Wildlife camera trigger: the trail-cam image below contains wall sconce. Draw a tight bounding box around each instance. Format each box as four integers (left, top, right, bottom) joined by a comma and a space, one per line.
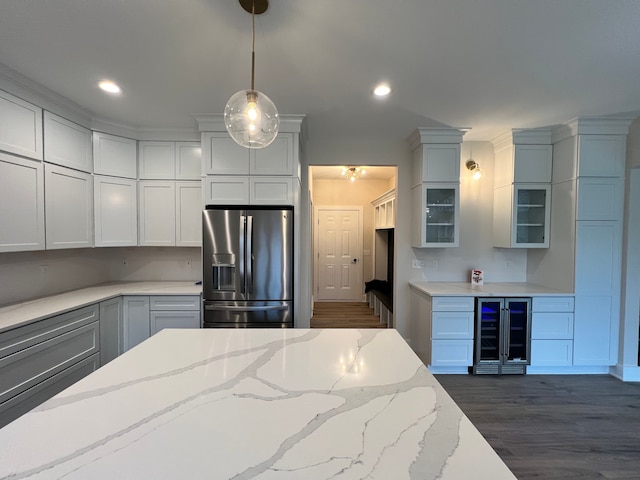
466, 160, 482, 180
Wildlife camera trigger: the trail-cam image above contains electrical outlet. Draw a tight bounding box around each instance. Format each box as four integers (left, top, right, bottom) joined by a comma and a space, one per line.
122, 258, 128, 266
40, 264, 48, 274
186, 258, 192, 267
506, 260, 512, 269
432, 260, 439, 271
412, 259, 424, 269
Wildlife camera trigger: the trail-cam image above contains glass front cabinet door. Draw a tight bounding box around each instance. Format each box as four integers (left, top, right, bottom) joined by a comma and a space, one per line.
493, 184, 551, 248
411, 183, 460, 247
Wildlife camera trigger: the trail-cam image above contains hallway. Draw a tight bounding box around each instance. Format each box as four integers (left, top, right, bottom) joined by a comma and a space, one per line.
310, 302, 387, 328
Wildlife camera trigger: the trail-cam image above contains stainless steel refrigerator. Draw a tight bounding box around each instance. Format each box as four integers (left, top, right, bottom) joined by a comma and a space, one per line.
202, 205, 293, 328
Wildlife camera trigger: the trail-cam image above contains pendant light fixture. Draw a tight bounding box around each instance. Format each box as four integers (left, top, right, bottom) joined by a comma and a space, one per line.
224, 0, 279, 149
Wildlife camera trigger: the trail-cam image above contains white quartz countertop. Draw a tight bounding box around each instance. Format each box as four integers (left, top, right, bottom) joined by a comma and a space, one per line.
410, 281, 571, 297
0, 329, 515, 480
0, 281, 202, 333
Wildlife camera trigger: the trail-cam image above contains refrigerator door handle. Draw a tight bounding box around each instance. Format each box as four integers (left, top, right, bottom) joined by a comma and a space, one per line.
204, 305, 289, 312
246, 215, 253, 295
239, 215, 246, 294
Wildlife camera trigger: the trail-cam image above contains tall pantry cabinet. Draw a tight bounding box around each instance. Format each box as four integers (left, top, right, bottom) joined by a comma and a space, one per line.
529, 117, 632, 368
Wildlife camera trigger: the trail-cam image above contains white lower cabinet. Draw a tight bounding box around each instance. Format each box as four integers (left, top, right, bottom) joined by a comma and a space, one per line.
0, 304, 100, 428
123, 295, 201, 352
430, 298, 474, 369
0, 152, 45, 253
94, 175, 138, 247
45, 164, 93, 249
409, 287, 473, 372
530, 296, 575, 368
123, 296, 151, 352
99, 297, 123, 366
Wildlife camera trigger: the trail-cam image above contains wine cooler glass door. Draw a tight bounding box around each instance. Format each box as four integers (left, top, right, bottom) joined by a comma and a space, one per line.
504, 299, 531, 363
476, 299, 504, 364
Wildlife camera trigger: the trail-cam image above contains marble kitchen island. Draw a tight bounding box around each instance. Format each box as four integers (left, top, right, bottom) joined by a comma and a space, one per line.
0, 329, 515, 479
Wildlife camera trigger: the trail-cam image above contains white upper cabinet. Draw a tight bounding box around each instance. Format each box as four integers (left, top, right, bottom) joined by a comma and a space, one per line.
175, 182, 202, 247
94, 175, 137, 247
203, 133, 250, 175
138, 141, 202, 180
0, 152, 45, 252
43, 112, 92, 173
203, 132, 294, 176
493, 130, 553, 188
0, 90, 43, 161
250, 135, 294, 176
412, 183, 460, 248
138, 142, 175, 179
408, 128, 466, 248
577, 135, 625, 177
44, 164, 93, 249
411, 144, 461, 185
175, 142, 202, 180
493, 184, 551, 248
93, 132, 137, 179
139, 181, 176, 246
492, 129, 552, 248
139, 180, 202, 247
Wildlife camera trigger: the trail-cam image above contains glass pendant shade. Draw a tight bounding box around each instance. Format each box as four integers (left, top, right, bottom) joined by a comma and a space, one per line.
224, 89, 279, 149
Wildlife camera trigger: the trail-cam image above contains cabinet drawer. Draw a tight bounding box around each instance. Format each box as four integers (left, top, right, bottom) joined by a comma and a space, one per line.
432, 312, 474, 339
430, 340, 473, 367
150, 295, 200, 311
531, 312, 574, 339
532, 296, 574, 312
0, 304, 99, 359
150, 311, 201, 334
432, 296, 474, 312
0, 353, 99, 429
530, 340, 573, 366
0, 321, 99, 405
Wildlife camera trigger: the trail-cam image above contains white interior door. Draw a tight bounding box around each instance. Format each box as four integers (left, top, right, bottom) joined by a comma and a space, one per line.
315, 207, 363, 301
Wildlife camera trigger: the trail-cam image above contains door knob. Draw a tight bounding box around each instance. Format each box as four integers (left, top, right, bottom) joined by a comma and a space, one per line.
352, 258, 358, 264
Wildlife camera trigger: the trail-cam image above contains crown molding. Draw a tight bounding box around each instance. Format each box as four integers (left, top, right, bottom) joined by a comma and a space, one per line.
0, 62, 92, 127
491, 128, 552, 152
552, 116, 636, 144
196, 114, 308, 145
91, 116, 200, 141
407, 127, 470, 150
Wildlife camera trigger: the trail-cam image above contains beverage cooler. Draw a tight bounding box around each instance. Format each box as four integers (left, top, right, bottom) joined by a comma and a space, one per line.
473, 297, 531, 374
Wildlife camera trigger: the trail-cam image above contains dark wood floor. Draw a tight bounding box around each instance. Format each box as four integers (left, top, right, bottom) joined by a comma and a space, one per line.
436, 374, 640, 479
310, 302, 386, 328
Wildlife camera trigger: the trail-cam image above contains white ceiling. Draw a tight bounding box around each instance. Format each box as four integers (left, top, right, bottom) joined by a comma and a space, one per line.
311, 165, 396, 180
0, 0, 639, 142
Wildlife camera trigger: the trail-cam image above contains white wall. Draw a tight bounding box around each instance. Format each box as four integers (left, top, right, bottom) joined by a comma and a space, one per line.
619, 118, 640, 370
411, 141, 527, 283
0, 248, 111, 306
0, 247, 202, 306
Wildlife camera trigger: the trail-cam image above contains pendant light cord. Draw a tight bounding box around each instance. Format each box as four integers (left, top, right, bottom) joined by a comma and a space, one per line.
251, 1, 255, 91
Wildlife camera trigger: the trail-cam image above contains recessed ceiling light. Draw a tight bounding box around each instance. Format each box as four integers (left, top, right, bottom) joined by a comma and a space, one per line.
373, 83, 391, 97
98, 80, 122, 95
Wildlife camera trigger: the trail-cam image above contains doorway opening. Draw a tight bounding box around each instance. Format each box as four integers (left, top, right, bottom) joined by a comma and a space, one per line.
309, 165, 397, 327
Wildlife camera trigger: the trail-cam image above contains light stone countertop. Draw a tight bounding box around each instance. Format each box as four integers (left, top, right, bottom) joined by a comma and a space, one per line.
0, 281, 202, 334
410, 281, 572, 297
0, 328, 516, 480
